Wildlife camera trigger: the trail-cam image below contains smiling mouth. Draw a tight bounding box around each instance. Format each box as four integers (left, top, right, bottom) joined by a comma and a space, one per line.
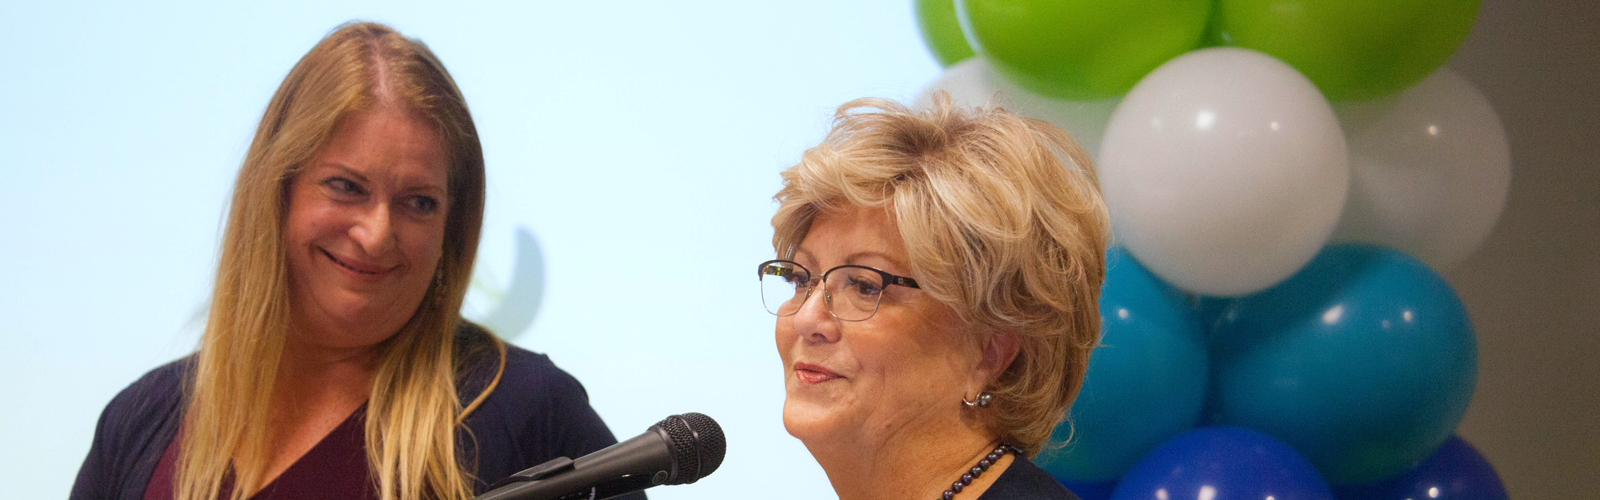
321, 248, 387, 275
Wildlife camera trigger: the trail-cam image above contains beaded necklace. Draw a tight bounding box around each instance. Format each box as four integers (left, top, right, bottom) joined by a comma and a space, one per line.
939, 444, 1018, 500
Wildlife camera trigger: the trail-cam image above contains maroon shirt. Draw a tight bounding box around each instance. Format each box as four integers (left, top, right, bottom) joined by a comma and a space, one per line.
142, 406, 373, 500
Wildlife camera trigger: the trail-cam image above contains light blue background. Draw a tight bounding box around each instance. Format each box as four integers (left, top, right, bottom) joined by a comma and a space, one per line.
0, 1, 940, 497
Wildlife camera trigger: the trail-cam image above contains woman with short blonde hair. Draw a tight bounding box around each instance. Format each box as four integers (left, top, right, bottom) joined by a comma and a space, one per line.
72, 22, 631, 500
763, 93, 1108, 500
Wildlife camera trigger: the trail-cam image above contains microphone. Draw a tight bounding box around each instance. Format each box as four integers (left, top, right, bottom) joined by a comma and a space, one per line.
474, 412, 725, 500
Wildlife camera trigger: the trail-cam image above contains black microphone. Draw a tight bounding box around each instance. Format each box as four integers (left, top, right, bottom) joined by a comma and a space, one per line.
474, 412, 726, 500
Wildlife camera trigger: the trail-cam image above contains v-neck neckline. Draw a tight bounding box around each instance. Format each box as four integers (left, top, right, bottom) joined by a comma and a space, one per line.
246, 403, 369, 497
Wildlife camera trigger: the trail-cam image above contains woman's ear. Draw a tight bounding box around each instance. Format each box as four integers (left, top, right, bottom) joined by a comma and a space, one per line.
977, 331, 1022, 387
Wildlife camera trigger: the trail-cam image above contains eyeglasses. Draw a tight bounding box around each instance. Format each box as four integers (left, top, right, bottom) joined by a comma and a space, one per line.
757, 259, 921, 322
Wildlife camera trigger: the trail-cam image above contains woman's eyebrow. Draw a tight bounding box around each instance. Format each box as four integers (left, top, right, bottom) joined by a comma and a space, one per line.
318, 162, 372, 184
845, 251, 904, 269
794, 247, 817, 265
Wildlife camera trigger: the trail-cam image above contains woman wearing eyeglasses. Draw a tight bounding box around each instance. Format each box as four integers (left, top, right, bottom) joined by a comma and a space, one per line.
760, 94, 1109, 500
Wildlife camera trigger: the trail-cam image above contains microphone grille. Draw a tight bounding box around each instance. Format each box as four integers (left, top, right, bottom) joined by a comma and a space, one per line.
655, 412, 725, 485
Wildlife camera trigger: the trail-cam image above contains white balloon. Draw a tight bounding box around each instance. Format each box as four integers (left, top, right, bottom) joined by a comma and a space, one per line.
917, 58, 1119, 156
916, 57, 999, 108
1331, 68, 1511, 271
1099, 48, 1349, 296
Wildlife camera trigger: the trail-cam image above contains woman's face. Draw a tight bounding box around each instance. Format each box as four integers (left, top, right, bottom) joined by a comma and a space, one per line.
777, 206, 985, 449
284, 108, 450, 350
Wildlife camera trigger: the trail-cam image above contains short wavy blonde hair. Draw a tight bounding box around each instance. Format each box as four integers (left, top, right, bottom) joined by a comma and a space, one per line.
771, 93, 1110, 456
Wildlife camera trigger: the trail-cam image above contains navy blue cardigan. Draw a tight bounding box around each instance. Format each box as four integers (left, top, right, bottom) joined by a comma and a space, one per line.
975, 458, 1084, 500
69, 325, 641, 499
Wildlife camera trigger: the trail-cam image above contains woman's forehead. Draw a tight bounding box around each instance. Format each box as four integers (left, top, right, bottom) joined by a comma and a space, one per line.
797, 206, 909, 271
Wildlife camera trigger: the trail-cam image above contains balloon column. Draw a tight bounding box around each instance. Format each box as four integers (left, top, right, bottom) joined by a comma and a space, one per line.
913, 0, 1511, 496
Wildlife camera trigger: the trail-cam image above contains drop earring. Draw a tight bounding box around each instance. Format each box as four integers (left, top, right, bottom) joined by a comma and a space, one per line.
432, 268, 448, 306
961, 392, 993, 409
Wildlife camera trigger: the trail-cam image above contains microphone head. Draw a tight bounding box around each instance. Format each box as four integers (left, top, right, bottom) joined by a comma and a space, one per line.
653, 412, 725, 485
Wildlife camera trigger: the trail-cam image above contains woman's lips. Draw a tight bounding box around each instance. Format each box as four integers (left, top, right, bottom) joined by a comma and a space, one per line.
793, 362, 843, 384
321, 248, 392, 279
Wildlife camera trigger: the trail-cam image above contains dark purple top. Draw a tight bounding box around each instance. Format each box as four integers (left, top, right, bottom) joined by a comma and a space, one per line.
70, 323, 644, 500
141, 406, 372, 500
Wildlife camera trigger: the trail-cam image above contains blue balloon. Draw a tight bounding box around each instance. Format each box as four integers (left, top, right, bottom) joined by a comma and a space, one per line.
1059, 478, 1118, 500
1037, 248, 1208, 482
1334, 436, 1507, 500
1188, 295, 1233, 335
1211, 244, 1477, 485
1110, 427, 1335, 500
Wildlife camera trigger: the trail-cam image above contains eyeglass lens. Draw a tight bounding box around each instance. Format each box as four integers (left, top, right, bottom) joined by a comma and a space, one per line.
760, 261, 889, 321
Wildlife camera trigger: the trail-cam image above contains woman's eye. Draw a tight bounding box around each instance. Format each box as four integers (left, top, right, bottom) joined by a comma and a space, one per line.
324, 177, 364, 196
848, 277, 883, 296
407, 196, 440, 214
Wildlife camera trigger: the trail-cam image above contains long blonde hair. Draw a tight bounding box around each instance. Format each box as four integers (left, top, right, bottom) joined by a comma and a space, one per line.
176, 22, 489, 500
771, 94, 1110, 456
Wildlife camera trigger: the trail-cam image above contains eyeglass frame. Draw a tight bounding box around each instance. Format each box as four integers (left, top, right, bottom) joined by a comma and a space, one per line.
757, 259, 921, 322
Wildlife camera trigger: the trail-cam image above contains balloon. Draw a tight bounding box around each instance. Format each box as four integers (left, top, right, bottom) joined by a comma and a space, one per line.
918, 58, 1120, 156
1334, 436, 1507, 500
1187, 295, 1232, 334
1110, 427, 1335, 500
1036, 248, 1208, 482
1211, 244, 1478, 485
1211, 0, 1481, 101
916, 57, 995, 107
1098, 48, 1349, 296
914, 0, 975, 66
958, 0, 1211, 100
1059, 479, 1118, 500
1331, 68, 1511, 272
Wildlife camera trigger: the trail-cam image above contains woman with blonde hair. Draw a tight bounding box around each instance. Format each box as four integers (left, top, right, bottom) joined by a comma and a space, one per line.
761, 94, 1108, 500
70, 22, 633, 500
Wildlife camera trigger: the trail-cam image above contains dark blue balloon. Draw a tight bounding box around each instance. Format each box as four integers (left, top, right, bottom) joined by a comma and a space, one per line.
1110, 427, 1334, 500
1211, 244, 1477, 485
1059, 478, 1118, 500
1036, 248, 1208, 482
1334, 436, 1507, 500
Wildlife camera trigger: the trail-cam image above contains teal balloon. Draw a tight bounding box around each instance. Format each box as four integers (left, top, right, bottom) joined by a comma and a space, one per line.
1211, 244, 1477, 485
915, 0, 975, 67
1188, 294, 1232, 334
1037, 248, 1208, 482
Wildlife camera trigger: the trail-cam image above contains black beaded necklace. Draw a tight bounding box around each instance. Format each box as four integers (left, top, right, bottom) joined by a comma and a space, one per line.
939, 444, 1019, 500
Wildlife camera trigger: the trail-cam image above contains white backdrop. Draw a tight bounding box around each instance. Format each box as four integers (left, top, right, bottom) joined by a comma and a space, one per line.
0, 1, 940, 497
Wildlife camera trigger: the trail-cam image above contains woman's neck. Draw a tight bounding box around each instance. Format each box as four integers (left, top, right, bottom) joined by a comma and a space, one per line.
806, 422, 1014, 500
244, 331, 382, 493
272, 334, 382, 419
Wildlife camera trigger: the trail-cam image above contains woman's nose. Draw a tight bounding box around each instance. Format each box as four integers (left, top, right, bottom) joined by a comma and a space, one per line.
349, 202, 397, 256
790, 287, 841, 344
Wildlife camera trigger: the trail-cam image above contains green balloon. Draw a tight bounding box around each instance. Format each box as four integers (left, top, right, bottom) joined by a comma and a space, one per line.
915, 0, 976, 67
1212, 0, 1481, 101
960, 0, 1212, 100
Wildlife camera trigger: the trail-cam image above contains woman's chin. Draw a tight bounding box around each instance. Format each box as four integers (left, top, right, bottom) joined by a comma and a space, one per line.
781, 398, 846, 445
289, 303, 408, 350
